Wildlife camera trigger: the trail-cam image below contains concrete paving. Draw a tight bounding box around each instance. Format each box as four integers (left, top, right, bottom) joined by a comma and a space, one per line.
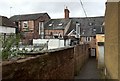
75, 58, 100, 79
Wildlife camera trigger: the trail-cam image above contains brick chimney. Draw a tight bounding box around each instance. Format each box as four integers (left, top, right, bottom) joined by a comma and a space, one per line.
64, 6, 70, 19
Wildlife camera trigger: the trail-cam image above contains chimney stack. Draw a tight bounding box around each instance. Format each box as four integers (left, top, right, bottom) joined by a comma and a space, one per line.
64, 6, 70, 19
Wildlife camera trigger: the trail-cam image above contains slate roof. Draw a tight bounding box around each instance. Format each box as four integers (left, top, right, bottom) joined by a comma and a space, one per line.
44, 16, 104, 36
65, 20, 76, 35
67, 16, 104, 36
10, 13, 50, 21
44, 18, 70, 30
0, 16, 16, 28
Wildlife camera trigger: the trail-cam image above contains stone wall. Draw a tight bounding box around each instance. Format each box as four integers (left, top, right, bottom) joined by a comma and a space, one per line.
2, 44, 89, 80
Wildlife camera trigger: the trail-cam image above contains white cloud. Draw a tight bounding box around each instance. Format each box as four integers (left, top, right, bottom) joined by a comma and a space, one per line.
0, 0, 106, 18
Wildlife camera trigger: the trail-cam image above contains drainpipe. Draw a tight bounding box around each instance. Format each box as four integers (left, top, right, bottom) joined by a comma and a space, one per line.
46, 40, 49, 50
3, 33, 6, 48
39, 22, 44, 39
76, 22, 80, 38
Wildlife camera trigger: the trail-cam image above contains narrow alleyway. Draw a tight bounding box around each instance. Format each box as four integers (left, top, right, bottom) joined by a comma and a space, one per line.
75, 58, 100, 79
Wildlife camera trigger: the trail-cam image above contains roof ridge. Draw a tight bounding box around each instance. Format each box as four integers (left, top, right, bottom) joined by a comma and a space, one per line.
10, 13, 50, 21
11, 12, 47, 17
70, 16, 104, 19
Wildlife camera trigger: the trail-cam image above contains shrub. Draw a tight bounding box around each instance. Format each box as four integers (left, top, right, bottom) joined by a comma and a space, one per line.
2, 33, 20, 60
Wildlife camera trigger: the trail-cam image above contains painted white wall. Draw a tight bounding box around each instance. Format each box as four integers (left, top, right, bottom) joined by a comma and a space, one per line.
0, 33, 2, 57
0, 26, 15, 33
33, 39, 65, 50
48, 39, 60, 49
98, 46, 104, 68
59, 40, 64, 47
66, 39, 71, 46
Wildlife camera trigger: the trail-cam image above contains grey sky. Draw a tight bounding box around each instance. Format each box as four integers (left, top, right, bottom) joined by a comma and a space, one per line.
0, 0, 107, 18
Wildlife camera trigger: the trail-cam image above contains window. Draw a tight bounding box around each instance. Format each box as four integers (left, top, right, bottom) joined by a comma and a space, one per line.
58, 23, 63, 26
22, 21, 29, 32
93, 28, 96, 32
50, 32, 53, 35
87, 37, 91, 42
89, 22, 93, 26
86, 37, 87, 42
101, 27, 103, 32
23, 21, 28, 28
49, 23, 52, 26
82, 31, 84, 35
82, 30, 85, 35
49, 21, 54, 27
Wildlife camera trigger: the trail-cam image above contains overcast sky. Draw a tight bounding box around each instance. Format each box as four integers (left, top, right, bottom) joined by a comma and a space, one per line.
0, 0, 107, 18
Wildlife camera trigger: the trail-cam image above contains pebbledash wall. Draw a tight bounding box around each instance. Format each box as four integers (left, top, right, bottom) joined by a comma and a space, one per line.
2, 44, 89, 80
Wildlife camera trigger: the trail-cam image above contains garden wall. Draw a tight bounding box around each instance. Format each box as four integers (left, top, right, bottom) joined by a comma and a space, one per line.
2, 44, 89, 80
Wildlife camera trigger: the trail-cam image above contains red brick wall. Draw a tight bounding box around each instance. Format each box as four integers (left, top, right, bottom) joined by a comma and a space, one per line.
45, 30, 64, 38
34, 15, 50, 39
64, 8, 69, 19
20, 20, 34, 32
19, 15, 50, 44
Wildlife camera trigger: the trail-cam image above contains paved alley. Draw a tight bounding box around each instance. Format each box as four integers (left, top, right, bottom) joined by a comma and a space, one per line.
75, 58, 100, 79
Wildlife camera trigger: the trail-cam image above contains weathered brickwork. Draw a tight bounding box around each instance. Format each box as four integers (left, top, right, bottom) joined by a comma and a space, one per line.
2, 44, 89, 80
74, 44, 89, 76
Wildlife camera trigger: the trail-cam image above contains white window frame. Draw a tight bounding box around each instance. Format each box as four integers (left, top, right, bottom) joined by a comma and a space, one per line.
23, 21, 28, 28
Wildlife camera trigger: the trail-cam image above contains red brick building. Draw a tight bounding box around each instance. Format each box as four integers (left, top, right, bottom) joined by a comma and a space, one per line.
44, 7, 71, 39
10, 13, 50, 44
44, 19, 71, 39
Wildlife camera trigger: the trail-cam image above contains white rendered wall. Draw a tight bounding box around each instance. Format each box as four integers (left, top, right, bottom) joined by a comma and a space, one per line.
33, 39, 65, 50
0, 26, 15, 33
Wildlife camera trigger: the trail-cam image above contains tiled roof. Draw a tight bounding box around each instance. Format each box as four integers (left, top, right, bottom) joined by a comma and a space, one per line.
44, 18, 70, 30
0, 16, 16, 28
10, 13, 50, 21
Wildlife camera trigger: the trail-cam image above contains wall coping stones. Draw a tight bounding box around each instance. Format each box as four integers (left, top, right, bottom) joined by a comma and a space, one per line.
2, 46, 74, 66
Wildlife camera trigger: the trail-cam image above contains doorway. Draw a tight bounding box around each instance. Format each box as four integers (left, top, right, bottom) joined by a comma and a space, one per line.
89, 48, 96, 58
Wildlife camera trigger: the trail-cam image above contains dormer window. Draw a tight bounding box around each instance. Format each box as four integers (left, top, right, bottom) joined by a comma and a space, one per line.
58, 23, 63, 26
82, 30, 85, 35
93, 28, 96, 32
49, 23, 52, 26
82, 31, 85, 35
89, 22, 93, 26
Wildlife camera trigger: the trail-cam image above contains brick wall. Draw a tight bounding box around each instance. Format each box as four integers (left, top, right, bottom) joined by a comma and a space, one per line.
20, 15, 50, 44
34, 16, 50, 39
74, 44, 89, 76
2, 44, 89, 80
45, 30, 64, 38
89, 37, 96, 49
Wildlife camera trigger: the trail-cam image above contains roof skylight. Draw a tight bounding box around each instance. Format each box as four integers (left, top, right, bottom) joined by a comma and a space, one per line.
49, 23, 52, 26
58, 23, 63, 26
